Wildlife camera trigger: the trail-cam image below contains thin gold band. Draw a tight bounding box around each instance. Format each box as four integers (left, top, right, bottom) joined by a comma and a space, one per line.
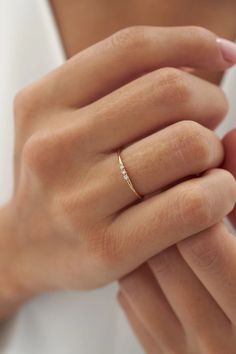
117, 150, 142, 200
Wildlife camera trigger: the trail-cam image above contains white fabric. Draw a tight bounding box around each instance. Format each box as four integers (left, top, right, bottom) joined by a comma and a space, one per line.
0, 0, 235, 353
0, 1, 142, 353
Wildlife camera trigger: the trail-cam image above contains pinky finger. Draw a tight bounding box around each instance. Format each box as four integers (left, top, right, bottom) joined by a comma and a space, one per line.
118, 291, 163, 354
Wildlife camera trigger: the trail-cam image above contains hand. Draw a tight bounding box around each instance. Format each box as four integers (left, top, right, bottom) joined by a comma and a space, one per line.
119, 222, 236, 353
222, 129, 236, 227
118, 141, 236, 353
1, 26, 236, 317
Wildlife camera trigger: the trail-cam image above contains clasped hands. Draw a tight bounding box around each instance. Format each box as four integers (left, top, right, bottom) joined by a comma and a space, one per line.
1, 26, 236, 353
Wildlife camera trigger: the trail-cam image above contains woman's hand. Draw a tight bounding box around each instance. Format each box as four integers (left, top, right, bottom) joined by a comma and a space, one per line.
117, 127, 236, 354
119, 221, 236, 353
1, 26, 236, 317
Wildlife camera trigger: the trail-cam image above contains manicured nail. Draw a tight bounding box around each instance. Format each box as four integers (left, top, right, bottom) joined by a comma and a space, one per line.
217, 38, 236, 64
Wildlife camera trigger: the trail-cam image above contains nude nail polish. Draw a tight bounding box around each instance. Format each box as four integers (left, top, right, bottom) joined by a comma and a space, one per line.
217, 38, 236, 64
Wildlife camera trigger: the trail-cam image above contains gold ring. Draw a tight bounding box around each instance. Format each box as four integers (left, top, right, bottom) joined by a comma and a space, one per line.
117, 149, 142, 200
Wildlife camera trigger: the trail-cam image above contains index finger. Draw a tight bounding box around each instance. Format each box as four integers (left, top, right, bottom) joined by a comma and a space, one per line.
34, 26, 235, 108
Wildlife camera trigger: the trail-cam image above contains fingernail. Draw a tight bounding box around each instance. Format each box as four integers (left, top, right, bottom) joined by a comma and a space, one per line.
217, 38, 236, 64
179, 66, 195, 73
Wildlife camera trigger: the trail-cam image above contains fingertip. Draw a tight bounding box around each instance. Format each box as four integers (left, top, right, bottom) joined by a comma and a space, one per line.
216, 38, 236, 68
223, 128, 236, 144
222, 129, 236, 227
222, 128, 236, 175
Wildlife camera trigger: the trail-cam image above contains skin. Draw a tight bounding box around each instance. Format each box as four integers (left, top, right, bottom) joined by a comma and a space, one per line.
50, 0, 236, 83
1, 25, 235, 312
1, 1, 236, 352
118, 132, 236, 353
50, 1, 236, 352
119, 221, 236, 353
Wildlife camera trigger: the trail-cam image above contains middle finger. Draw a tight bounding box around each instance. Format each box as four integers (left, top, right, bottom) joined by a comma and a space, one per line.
78, 67, 228, 152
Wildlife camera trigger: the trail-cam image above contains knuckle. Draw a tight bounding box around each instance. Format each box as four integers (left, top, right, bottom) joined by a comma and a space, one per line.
174, 121, 211, 167
14, 84, 41, 125
215, 88, 229, 120
22, 125, 87, 180
14, 87, 33, 113
179, 224, 225, 270
216, 169, 236, 209
22, 132, 56, 178
225, 169, 236, 184
185, 25, 216, 45
153, 67, 191, 105
206, 89, 229, 129
179, 184, 212, 228
221, 169, 236, 196
109, 26, 149, 52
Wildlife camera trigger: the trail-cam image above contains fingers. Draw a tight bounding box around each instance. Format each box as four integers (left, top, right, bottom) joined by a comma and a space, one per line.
101, 121, 223, 212
109, 121, 223, 208
222, 129, 236, 227
35, 26, 231, 108
118, 291, 163, 354
149, 246, 232, 352
119, 264, 185, 353
108, 169, 236, 274
119, 245, 236, 354
178, 222, 236, 325
80, 68, 228, 152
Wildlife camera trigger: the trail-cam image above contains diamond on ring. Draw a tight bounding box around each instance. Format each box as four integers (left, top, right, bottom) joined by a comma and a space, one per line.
117, 150, 142, 200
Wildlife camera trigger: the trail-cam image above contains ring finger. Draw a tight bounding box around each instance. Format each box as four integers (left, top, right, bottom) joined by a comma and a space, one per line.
98, 120, 223, 212
103, 169, 236, 283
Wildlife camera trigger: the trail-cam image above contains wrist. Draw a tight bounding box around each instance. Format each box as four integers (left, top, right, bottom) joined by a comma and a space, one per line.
0, 204, 33, 319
